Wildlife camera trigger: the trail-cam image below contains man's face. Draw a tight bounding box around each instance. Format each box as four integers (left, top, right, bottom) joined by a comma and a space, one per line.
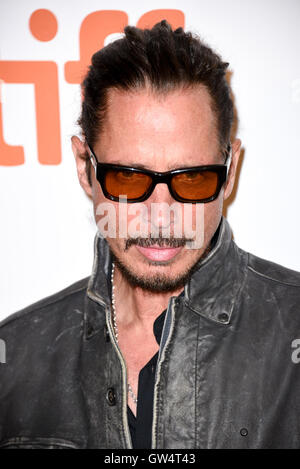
73, 86, 240, 293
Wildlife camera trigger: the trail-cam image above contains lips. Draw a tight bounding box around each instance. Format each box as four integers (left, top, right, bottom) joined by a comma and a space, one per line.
135, 245, 183, 261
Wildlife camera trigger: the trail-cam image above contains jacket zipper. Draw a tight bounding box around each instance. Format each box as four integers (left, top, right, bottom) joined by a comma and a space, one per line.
151, 296, 177, 449
105, 305, 133, 449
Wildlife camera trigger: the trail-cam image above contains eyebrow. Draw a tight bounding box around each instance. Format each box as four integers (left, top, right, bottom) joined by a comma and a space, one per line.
108, 161, 194, 171
89, 144, 201, 171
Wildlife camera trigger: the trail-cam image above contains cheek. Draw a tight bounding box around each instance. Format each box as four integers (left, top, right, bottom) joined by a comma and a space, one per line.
203, 196, 223, 241
181, 198, 223, 240
92, 193, 144, 250
91, 179, 114, 236
92, 185, 104, 223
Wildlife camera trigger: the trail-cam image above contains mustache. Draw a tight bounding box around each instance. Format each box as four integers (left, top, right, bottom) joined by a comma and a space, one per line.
125, 236, 193, 251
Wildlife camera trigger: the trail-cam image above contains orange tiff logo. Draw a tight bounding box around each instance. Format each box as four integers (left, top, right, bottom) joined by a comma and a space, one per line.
0, 9, 184, 167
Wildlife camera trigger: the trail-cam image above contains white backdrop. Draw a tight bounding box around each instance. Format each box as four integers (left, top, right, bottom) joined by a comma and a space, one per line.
0, 0, 299, 321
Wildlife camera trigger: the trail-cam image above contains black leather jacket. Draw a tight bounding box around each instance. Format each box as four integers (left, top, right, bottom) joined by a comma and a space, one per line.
1, 217, 300, 449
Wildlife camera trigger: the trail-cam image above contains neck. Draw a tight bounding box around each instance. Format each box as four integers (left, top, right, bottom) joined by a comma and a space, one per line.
112, 263, 183, 329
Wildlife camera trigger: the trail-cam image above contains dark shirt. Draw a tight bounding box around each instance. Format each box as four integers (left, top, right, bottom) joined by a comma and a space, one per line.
127, 308, 166, 449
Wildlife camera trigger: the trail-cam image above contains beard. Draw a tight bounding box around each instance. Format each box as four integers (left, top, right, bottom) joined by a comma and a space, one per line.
109, 234, 213, 294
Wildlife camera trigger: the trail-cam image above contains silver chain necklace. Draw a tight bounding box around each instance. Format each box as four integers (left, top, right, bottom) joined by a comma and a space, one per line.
111, 262, 138, 405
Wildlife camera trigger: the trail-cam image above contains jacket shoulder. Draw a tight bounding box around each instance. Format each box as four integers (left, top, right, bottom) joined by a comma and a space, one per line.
0, 276, 90, 330
247, 251, 300, 287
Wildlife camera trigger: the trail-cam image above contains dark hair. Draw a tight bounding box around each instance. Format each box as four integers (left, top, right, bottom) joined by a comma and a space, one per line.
77, 20, 234, 184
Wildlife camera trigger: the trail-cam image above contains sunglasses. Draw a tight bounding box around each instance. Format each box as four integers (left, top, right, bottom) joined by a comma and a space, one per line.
87, 143, 232, 203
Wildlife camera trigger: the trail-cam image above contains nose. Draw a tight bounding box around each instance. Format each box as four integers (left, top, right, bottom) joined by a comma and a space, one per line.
143, 182, 178, 234
148, 181, 174, 204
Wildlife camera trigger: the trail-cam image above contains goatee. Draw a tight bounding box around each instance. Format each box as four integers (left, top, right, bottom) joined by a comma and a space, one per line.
109, 238, 212, 293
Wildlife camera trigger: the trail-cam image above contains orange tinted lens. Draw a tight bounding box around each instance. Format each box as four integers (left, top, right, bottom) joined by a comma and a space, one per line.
171, 170, 219, 200
105, 169, 152, 199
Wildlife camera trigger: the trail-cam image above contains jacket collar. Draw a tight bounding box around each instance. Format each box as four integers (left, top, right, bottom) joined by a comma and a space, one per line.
85, 216, 247, 335
183, 216, 247, 324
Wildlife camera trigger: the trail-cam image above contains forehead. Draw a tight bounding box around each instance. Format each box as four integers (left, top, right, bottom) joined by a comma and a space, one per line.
95, 86, 220, 168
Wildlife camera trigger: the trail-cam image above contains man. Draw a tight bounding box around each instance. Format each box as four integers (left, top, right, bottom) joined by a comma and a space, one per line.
0, 20, 300, 449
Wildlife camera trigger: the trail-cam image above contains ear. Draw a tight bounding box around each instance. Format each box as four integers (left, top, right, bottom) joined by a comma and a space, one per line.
223, 138, 242, 200
71, 136, 93, 199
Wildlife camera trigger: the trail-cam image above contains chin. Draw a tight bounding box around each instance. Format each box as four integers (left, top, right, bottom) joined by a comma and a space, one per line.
111, 250, 201, 294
